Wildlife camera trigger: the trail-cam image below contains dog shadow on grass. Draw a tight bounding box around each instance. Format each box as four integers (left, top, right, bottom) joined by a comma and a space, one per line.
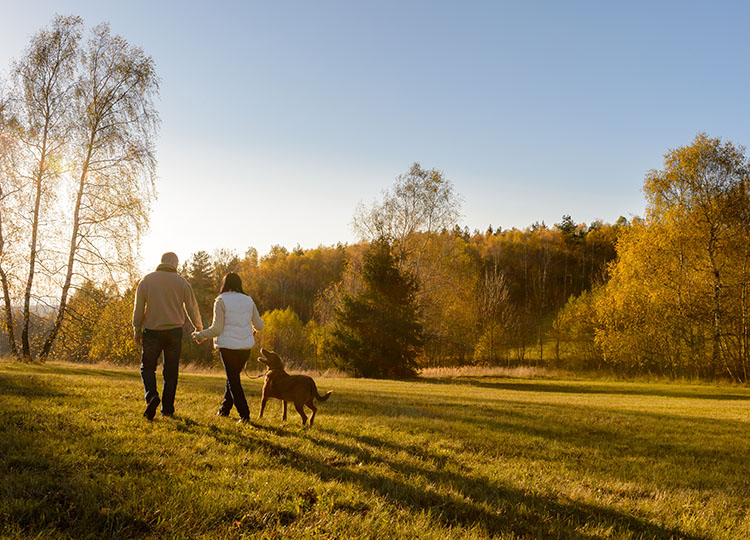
199, 421, 706, 540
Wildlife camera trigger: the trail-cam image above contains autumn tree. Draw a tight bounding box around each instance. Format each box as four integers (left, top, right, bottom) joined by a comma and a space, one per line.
10, 16, 82, 360
39, 22, 158, 360
212, 248, 241, 290
551, 288, 602, 370
260, 307, 313, 368
589, 135, 750, 381
353, 162, 461, 277
643, 134, 749, 378
184, 251, 215, 315
182, 250, 216, 366
415, 231, 480, 366
89, 288, 140, 365
475, 264, 513, 365
0, 95, 22, 355
49, 281, 110, 362
248, 244, 346, 320
2, 16, 158, 361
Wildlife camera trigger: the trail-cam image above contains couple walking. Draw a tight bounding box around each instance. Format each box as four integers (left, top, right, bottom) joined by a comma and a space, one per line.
132, 252, 263, 423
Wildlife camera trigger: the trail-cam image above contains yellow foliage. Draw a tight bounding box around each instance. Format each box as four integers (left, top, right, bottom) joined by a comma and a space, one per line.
89, 289, 140, 365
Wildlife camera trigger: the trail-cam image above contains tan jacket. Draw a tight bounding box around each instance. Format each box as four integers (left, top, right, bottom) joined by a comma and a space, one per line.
132, 264, 203, 332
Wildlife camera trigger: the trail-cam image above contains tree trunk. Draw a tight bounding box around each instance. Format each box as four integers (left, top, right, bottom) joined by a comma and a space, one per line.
0, 193, 17, 356
39, 140, 93, 360
21, 130, 48, 361
742, 243, 749, 383
0, 266, 17, 356
707, 233, 732, 380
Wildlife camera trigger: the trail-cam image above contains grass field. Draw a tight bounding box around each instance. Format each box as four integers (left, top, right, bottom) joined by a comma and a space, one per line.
1, 360, 748, 539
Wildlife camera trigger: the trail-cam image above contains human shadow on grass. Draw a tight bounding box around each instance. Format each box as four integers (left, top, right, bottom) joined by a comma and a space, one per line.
201, 422, 705, 540
417, 377, 750, 401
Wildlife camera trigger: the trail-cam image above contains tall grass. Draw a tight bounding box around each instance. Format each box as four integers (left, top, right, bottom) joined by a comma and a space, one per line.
1, 359, 748, 539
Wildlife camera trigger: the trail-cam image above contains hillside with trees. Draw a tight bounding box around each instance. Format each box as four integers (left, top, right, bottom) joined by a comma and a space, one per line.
1, 22, 748, 381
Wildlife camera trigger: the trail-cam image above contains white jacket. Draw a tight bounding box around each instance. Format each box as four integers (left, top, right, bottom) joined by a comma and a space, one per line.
196, 291, 264, 350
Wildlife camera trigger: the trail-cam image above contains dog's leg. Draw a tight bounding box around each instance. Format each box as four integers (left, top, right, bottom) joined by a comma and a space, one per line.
293, 401, 308, 425
259, 395, 268, 419
306, 400, 317, 425
282, 400, 287, 421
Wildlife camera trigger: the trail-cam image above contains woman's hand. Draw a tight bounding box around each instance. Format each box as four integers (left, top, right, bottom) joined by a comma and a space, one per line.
192, 331, 205, 344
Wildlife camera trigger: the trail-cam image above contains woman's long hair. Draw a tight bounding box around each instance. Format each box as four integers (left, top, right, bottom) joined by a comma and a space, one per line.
220, 272, 246, 295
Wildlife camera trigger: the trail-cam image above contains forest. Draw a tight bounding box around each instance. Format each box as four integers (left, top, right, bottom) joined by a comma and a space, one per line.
1, 21, 749, 382
13, 134, 742, 383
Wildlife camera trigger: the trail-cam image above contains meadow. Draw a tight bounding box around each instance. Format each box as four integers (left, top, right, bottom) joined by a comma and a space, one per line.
1, 360, 748, 539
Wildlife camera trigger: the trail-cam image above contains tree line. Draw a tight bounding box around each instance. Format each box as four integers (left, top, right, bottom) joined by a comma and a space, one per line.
21, 163, 624, 378
3, 20, 748, 382
25, 136, 748, 383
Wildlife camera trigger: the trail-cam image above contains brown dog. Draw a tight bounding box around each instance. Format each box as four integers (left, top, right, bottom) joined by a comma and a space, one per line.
257, 348, 332, 425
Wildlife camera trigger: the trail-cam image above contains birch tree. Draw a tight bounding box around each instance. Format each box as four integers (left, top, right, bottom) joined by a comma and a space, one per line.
353, 162, 461, 277
0, 96, 22, 355
3, 16, 158, 361
39, 23, 158, 360
644, 134, 750, 379
11, 16, 82, 360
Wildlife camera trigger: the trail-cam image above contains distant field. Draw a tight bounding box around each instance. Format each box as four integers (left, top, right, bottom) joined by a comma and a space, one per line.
1, 361, 748, 539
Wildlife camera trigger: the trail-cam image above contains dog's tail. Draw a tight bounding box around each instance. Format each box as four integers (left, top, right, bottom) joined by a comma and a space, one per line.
314, 382, 332, 402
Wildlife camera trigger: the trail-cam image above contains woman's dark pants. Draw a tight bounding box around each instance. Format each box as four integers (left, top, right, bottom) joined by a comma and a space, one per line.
140, 327, 183, 415
218, 348, 251, 419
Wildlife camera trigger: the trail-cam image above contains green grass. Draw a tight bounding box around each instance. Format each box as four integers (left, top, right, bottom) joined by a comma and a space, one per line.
1, 361, 748, 539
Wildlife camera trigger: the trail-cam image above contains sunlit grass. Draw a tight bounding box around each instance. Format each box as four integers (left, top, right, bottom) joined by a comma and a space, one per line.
1, 360, 748, 539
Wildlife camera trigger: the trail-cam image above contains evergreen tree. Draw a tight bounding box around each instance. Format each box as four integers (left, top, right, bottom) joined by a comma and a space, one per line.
182, 250, 216, 365
329, 240, 423, 378
184, 251, 215, 316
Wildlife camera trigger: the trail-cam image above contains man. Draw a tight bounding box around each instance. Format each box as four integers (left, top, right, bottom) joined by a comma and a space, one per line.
132, 252, 203, 420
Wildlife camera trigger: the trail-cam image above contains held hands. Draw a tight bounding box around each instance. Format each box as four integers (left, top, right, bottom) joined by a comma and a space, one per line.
191, 331, 205, 344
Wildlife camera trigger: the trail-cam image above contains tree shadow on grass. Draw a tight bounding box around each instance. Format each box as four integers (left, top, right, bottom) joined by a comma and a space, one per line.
0, 397, 713, 540
417, 377, 750, 401
2, 362, 141, 381
0, 373, 69, 398
202, 422, 705, 540
0, 411, 159, 538
328, 391, 750, 496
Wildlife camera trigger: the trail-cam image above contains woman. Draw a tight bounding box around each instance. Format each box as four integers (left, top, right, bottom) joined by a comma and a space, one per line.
192, 273, 263, 423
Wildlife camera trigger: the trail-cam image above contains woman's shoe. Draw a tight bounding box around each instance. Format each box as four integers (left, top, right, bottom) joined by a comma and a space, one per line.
216, 410, 229, 417
237, 417, 251, 425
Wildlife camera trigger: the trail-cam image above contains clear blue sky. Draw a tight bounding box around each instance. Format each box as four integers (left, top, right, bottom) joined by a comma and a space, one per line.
3, 1, 750, 270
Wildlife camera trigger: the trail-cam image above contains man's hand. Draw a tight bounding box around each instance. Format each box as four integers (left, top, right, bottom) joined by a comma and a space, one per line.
133, 329, 143, 346
192, 331, 205, 344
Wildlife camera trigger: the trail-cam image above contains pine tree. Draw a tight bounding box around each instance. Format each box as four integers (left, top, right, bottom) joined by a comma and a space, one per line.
329, 240, 423, 378
184, 251, 215, 317
183, 250, 216, 365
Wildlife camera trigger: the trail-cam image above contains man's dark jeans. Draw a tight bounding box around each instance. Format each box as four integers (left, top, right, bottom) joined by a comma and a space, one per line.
218, 348, 251, 419
140, 327, 183, 415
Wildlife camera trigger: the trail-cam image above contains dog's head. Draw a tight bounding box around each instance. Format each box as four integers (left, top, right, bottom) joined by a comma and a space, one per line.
258, 348, 284, 370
